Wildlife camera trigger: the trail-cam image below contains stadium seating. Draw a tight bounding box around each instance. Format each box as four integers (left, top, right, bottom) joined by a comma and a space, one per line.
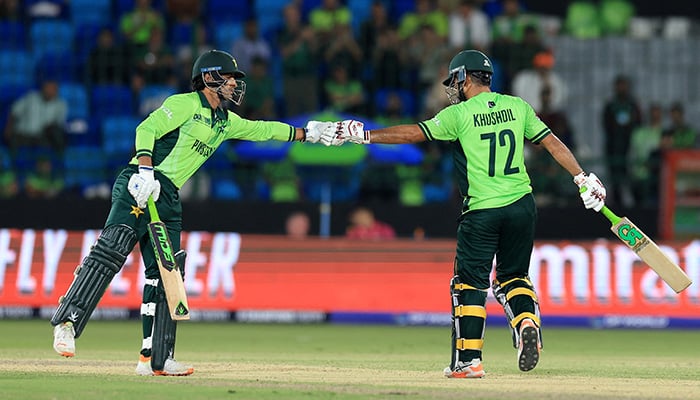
69, 0, 112, 27
0, 50, 35, 87
91, 84, 134, 119
29, 20, 75, 59
0, 21, 27, 50
101, 115, 141, 172
35, 51, 80, 83
63, 145, 109, 191
374, 89, 417, 117
58, 83, 89, 120
138, 84, 177, 116
206, 0, 251, 23
214, 21, 244, 50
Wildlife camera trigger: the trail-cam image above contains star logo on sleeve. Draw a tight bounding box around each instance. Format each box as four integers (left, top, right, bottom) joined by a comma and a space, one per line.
130, 205, 145, 218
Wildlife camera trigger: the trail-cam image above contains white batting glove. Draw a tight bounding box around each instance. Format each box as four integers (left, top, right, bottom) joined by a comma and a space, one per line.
127, 166, 161, 208
322, 119, 368, 146
303, 121, 334, 143
574, 172, 606, 212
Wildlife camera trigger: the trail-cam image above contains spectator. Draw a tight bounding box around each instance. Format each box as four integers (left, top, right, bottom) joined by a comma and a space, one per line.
120, 0, 166, 50
87, 27, 132, 86
629, 103, 663, 206
132, 27, 177, 85
406, 24, 453, 94
4, 79, 67, 155
263, 158, 300, 202
397, 0, 448, 40
324, 63, 364, 115
286, 211, 311, 239
239, 57, 276, 120
308, 0, 352, 51
661, 102, 698, 149
491, 0, 540, 60
447, 0, 491, 52
358, 1, 392, 62
528, 86, 576, 206
323, 24, 363, 79
370, 26, 406, 91
421, 64, 451, 119
599, 0, 635, 36
511, 50, 567, 113
231, 18, 272, 73
277, 2, 319, 116
375, 92, 414, 126
602, 75, 641, 207
0, 0, 22, 21
505, 24, 548, 90
24, 156, 63, 199
0, 169, 19, 198
346, 207, 396, 240
564, 0, 601, 39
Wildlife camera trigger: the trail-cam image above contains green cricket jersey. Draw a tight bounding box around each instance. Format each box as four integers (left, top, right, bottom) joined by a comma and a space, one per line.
417, 92, 551, 212
130, 92, 296, 188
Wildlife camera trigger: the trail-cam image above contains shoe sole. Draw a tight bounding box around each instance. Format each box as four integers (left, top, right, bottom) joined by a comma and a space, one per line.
153, 368, 194, 376
518, 326, 540, 372
58, 351, 74, 357
445, 371, 485, 379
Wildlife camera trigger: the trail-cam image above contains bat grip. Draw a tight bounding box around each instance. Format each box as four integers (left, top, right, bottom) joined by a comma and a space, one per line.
147, 196, 160, 222
600, 206, 621, 225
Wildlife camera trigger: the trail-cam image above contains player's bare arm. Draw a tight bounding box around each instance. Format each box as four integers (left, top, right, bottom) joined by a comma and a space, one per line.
366, 124, 426, 144
540, 134, 583, 177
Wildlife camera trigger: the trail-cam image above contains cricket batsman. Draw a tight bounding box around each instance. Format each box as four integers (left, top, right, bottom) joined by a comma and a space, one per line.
322, 50, 607, 377
51, 49, 336, 375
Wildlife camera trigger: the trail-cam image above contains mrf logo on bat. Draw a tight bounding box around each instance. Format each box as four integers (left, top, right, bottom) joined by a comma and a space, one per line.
617, 223, 647, 251
152, 224, 176, 271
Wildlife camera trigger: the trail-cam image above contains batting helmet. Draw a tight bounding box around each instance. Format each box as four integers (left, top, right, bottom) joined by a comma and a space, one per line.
442, 50, 494, 86
191, 50, 246, 81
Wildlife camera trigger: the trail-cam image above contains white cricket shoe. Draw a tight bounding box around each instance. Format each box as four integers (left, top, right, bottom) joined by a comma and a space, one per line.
53, 322, 75, 357
154, 358, 194, 376
517, 318, 541, 372
443, 358, 485, 378
135, 355, 154, 376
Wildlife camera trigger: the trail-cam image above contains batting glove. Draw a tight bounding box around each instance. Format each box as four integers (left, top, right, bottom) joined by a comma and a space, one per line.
303, 121, 334, 143
320, 120, 368, 146
574, 172, 606, 212
127, 166, 161, 208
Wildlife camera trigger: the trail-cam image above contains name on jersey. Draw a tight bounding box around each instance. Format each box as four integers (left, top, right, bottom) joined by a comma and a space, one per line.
192, 139, 214, 158
473, 109, 516, 127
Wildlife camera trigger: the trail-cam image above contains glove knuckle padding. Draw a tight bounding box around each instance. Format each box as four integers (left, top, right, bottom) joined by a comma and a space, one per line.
50, 224, 138, 337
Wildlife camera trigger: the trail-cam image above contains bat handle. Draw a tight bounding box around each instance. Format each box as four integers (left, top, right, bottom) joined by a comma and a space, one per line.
147, 196, 160, 222
600, 205, 621, 225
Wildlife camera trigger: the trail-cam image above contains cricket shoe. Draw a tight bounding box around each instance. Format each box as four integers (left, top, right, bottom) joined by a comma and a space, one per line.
517, 318, 541, 372
53, 322, 75, 357
153, 359, 194, 376
135, 355, 154, 376
443, 358, 485, 378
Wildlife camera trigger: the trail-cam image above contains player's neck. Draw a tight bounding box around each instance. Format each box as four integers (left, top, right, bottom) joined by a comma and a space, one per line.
202, 89, 222, 109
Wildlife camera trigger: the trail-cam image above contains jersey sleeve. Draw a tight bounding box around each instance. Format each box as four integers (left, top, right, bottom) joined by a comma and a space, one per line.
225, 112, 296, 142
134, 94, 194, 158
522, 99, 551, 144
416, 104, 463, 141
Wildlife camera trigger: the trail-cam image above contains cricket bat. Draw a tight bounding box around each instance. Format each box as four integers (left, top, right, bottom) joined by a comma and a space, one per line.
601, 205, 692, 293
147, 196, 190, 320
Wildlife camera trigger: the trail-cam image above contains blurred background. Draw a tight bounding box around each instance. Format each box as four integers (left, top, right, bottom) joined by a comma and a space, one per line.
0, 0, 698, 239
0, 0, 699, 328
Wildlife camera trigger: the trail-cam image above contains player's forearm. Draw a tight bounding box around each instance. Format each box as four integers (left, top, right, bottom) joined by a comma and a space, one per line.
541, 134, 584, 176
368, 124, 426, 144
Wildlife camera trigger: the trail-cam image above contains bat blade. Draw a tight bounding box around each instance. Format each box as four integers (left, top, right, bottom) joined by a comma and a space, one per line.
604, 207, 692, 293
147, 198, 190, 320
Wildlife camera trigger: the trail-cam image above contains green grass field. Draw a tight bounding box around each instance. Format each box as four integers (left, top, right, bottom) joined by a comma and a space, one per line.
1, 320, 699, 399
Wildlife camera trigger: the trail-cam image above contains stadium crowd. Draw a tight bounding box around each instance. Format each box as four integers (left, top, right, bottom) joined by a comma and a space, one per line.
0, 0, 698, 207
